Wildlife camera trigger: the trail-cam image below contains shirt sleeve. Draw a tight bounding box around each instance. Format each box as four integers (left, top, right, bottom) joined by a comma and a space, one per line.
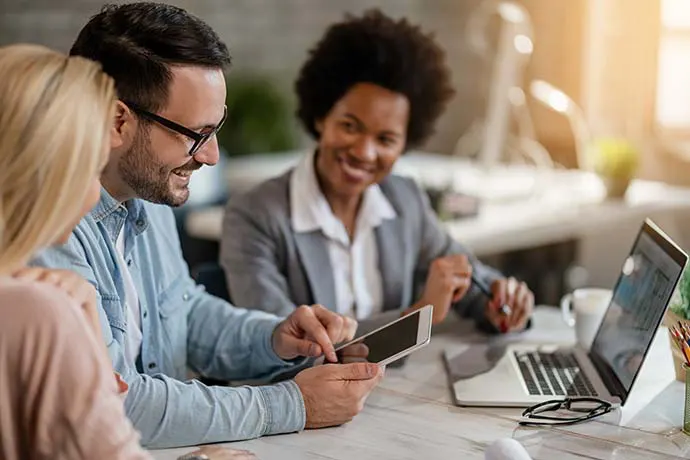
185, 284, 308, 381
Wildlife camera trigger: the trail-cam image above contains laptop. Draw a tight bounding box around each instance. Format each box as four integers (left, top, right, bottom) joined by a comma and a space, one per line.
445, 219, 688, 407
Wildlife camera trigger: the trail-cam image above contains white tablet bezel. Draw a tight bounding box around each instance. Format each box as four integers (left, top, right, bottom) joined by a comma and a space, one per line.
335, 304, 433, 366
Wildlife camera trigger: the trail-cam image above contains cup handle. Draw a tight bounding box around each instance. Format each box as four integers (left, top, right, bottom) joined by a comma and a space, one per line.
561, 293, 575, 327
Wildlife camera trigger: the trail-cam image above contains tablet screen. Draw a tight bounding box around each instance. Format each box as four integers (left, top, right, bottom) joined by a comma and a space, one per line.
336, 310, 420, 363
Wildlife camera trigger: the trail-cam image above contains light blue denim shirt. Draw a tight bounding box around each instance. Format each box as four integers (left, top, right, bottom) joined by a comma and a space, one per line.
32, 188, 306, 448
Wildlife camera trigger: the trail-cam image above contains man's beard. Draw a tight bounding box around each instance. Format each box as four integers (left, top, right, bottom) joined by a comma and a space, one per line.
119, 128, 198, 207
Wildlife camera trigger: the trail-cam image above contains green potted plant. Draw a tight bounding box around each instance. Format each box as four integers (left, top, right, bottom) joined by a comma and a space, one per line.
590, 138, 640, 199
216, 74, 297, 157
666, 267, 690, 381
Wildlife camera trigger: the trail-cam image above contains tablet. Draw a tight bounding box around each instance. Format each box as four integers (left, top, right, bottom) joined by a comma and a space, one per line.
335, 304, 433, 366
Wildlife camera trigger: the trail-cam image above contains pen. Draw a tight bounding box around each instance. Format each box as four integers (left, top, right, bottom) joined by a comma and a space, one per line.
671, 326, 690, 365
683, 342, 690, 365
471, 273, 512, 317
671, 327, 686, 350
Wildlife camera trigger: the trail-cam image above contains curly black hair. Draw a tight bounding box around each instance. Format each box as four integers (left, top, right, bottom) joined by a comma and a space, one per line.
295, 9, 455, 149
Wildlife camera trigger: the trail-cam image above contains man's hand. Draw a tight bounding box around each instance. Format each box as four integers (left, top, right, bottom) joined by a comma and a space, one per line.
272, 305, 357, 362
295, 362, 384, 429
485, 277, 534, 333
13, 267, 103, 342
408, 254, 472, 325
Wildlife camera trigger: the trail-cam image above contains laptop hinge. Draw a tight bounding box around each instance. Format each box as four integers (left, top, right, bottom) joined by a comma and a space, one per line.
588, 349, 627, 400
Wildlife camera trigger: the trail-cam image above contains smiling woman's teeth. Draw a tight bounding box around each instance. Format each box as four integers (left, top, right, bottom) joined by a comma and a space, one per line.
339, 158, 371, 180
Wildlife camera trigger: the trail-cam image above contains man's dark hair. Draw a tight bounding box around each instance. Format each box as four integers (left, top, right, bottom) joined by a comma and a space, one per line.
70, 2, 231, 111
295, 9, 455, 149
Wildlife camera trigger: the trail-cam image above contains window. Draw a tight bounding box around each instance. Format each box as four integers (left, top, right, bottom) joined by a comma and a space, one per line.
656, 0, 690, 135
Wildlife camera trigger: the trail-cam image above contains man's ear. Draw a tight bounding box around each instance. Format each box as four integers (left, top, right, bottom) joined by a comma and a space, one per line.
111, 101, 133, 150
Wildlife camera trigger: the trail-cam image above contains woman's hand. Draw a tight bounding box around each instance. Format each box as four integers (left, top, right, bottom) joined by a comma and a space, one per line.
408, 254, 472, 325
485, 277, 534, 333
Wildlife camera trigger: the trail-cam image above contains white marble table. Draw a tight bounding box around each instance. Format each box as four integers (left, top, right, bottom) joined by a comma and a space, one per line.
150, 308, 690, 460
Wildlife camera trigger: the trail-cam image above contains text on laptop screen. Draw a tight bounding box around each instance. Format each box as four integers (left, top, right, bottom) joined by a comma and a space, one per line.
591, 227, 684, 394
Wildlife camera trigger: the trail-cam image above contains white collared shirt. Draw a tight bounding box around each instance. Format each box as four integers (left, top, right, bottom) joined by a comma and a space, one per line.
290, 151, 397, 319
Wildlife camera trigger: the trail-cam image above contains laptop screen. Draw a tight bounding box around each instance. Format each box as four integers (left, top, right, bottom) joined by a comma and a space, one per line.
590, 220, 687, 402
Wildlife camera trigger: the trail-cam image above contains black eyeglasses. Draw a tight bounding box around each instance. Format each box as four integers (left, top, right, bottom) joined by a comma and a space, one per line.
124, 102, 227, 156
518, 397, 614, 427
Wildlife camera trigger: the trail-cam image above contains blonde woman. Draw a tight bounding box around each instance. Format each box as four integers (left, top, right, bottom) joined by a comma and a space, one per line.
0, 44, 254, 460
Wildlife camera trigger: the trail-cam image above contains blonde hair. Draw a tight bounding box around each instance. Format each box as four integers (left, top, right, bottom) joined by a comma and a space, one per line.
0, 44, 116, 273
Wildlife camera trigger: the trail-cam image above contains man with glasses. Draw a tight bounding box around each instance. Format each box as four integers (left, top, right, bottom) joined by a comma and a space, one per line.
32, 2, 383, 449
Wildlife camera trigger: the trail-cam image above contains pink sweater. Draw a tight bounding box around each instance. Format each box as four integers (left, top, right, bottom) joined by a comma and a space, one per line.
0, 276, 151, 460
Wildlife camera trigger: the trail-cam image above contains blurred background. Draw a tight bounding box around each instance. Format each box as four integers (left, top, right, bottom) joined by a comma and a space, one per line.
4, 0, 690, 306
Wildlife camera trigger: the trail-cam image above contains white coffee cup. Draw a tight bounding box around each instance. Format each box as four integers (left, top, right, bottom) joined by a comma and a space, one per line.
560, 288, 612, 349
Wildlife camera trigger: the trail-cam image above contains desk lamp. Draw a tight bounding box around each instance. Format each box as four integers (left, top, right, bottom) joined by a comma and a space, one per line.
530, 79, 593, 171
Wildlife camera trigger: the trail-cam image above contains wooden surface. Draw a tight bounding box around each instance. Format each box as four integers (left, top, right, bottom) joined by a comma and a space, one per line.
151, 308, 690, 459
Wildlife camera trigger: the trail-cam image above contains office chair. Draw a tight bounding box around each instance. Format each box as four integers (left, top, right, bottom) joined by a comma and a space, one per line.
191, 262, 231, 302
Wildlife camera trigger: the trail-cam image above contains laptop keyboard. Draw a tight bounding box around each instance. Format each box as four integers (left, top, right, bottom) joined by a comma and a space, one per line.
514, 350, 598, 397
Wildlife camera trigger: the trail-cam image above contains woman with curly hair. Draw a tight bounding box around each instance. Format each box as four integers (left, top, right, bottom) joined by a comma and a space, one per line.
220, 9, 534, 335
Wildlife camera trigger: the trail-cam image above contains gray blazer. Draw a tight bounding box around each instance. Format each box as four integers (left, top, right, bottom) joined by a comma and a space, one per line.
220, 170, 503, 332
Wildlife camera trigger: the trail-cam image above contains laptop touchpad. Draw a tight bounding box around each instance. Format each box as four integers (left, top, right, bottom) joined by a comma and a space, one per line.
445, 343, 507, 380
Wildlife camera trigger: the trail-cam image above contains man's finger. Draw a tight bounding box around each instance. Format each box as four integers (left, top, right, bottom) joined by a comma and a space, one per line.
297, 308, 337, 362
352, 365, 385, 395
281, 335, 323, 358
342, 316, 358, 342
311, 305, 345, 345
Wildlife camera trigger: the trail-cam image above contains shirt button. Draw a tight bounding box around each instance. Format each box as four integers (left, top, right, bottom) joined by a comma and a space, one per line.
182, 293, 189, 301
142, 310, 148, 319
136, 219, 145, 228
127, 259, 133, 267
148, 362, 156, 370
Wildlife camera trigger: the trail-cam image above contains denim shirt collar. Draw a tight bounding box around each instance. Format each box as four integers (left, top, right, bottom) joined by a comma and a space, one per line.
91, 187, 150, 244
